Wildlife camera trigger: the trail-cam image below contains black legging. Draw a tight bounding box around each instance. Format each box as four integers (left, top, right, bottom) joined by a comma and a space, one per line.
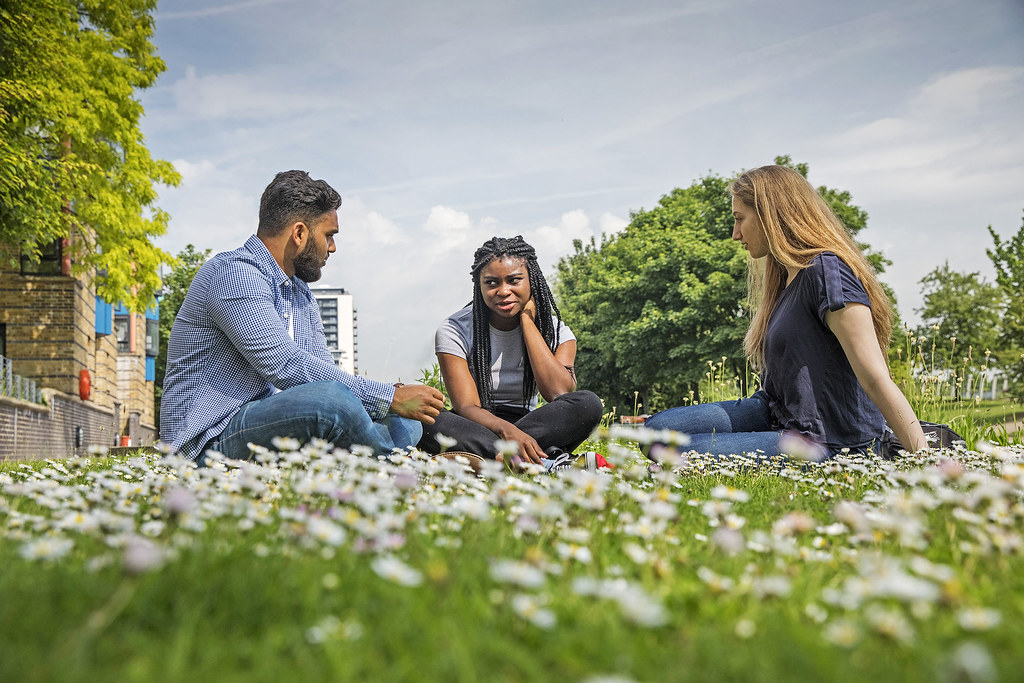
418, 390, 603, 459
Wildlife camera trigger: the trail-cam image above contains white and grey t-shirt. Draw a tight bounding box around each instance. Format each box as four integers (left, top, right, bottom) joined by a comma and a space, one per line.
434, 304, 575, 410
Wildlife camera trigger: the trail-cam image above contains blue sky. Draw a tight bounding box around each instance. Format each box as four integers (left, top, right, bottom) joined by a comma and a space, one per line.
140, 0, 1024, 382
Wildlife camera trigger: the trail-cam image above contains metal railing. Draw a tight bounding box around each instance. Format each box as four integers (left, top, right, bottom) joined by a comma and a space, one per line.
0, 355, 43, 404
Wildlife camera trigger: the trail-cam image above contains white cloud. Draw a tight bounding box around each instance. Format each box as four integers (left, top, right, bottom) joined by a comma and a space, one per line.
170, 66, 347, 122
340, 197, 407, 247
599, 212, 629, 236
170, 158, 217, 185
528, 210, 594, 267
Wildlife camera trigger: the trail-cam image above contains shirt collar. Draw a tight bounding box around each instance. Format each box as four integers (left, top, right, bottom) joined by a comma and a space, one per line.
242, 234, 314, 302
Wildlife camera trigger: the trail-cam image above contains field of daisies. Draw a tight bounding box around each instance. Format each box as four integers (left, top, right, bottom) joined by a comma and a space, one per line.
2, 429, 1023, 682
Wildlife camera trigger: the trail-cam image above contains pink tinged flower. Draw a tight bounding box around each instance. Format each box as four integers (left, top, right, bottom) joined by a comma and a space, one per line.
711, 527, 745, 556
779, 432, 827, 462
164, 486, 196, 515
393, 471, 418, 491
123, 536, 166, 574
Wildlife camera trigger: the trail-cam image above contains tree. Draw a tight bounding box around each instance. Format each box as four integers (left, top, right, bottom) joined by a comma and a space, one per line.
555, 173, 748, 415
154, 245, 210, 428
987, 212, 1024, 399
555, 158, 891, 415
0, 0, 180, 311
914, 263, 1003, 371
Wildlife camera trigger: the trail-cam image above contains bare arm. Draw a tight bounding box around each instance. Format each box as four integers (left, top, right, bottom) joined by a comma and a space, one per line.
826, 303, 928, 452
520, 298, 577, 401
437, 352, 545, 464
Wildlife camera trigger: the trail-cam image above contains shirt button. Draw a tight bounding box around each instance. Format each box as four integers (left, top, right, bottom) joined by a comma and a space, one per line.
283, 281, 290, 287
283, 312, 290, 318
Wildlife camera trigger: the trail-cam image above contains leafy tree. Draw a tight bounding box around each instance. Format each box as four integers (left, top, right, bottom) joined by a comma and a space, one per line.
987, 213, 1024, 399
555, 158, 891, 416
555, 173, 748, 415
0, 0, 180, 310
914, 263, 1004, 372
154, 245, 210, 427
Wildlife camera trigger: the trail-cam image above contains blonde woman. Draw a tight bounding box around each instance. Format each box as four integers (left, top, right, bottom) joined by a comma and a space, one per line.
645, 165, 926, 459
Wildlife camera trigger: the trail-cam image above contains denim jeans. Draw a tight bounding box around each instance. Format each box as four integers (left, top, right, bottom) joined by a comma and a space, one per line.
201, 381, 421, 463
644, 391, 784, 458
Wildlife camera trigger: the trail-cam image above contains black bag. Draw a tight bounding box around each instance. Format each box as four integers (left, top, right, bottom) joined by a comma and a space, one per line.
880, 421, 965, 459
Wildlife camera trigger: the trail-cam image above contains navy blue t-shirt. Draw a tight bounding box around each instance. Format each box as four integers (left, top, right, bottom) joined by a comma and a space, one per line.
761, 252, 885, 449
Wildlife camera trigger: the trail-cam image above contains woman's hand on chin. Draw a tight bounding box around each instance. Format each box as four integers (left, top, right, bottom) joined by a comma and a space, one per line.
521, 297, 536, 322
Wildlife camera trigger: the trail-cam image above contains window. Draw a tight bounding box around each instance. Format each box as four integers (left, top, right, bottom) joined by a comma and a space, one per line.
114, 314, 130, 353
145, 318, 158, 356
0, 323, 6, 358
20, 239, 64, 275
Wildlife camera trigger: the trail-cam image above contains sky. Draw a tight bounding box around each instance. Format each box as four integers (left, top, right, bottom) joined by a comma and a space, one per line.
139, 0, 1024, 383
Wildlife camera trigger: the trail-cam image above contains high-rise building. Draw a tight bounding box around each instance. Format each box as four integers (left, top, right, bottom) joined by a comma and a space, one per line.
310, 285, 357, 374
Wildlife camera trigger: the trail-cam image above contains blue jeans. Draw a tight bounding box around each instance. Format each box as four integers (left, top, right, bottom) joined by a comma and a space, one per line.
644, 391, 784, 458
202, 381, 421, 462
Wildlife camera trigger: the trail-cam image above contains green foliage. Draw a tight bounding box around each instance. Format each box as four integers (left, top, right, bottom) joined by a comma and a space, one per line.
154, 245, 211, 427
416, 362, 451, 409
555, 173, 748, 415
914, 263, 1003, 375
0, 0, 180, 311
987, 213, 1024, 400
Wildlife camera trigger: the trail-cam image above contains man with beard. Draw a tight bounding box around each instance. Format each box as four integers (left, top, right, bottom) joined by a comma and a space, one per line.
160, 170, 444, 462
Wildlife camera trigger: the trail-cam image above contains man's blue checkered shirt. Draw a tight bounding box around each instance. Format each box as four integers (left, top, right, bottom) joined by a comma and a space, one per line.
159, 235, 394, 459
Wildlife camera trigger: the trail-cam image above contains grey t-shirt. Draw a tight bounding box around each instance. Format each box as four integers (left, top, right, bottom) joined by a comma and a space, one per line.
435, 304, 576, 410
761, 252, 885, 448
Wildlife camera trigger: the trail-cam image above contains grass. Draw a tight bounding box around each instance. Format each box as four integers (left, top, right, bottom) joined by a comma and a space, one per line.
2, 436, 1023, 682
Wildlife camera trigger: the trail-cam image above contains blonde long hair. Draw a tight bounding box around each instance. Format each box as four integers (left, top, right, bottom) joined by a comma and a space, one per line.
731, 165, 892, 368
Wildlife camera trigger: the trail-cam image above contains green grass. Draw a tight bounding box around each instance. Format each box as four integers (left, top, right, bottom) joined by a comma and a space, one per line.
2, 440, 1023, 682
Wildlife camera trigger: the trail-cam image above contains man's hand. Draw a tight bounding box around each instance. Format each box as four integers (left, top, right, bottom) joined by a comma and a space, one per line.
390, 384, 445, 424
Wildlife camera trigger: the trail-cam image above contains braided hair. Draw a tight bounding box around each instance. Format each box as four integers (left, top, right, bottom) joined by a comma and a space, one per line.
468, 236, 562, 411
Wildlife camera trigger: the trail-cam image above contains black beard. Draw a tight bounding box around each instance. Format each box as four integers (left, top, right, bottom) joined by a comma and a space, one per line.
293, 239, 322, 283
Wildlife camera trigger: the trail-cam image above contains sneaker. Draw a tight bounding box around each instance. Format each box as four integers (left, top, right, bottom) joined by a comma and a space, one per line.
542, 447, 575, 473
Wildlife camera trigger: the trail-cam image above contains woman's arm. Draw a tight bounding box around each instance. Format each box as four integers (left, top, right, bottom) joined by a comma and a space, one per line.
827, 303, 928, 452
436, 352, 546, 464
520, 298, 577, 402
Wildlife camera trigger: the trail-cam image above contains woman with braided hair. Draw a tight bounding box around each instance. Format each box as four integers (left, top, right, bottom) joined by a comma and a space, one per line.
419, 236, 603, 466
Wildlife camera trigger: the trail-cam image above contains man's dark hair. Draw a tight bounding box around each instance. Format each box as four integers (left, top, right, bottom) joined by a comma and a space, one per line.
469, 235, 562, 411
257, 170, 341, 237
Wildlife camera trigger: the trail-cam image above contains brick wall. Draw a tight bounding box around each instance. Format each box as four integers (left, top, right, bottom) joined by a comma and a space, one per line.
0, 389, 155, 461
1, 260, 156, 447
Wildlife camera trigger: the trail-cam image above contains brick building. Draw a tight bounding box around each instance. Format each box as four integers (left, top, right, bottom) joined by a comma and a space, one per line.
0, 236, 157, 460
